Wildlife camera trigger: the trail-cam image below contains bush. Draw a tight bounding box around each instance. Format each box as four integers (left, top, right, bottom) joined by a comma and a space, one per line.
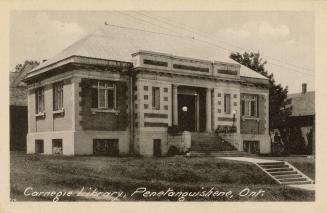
167, 146, 179, 156
215, 125, 237, 135
167, 125, 181, 136
289, 127, 307, 154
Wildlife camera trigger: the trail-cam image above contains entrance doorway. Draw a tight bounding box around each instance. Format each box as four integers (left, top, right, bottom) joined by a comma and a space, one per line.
178, 94, 197, 131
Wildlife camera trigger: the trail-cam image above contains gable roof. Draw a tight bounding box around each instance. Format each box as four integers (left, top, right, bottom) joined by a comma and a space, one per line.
29, 25, 267, 80
288, 91, 315, 116
239, 65, 268, 79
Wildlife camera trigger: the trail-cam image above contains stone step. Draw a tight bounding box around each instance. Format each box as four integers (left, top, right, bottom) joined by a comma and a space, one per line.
191, 132, 237, 153
269, 171, 298, 176
190, 153, 244, 157
190, 150, 244, 154
278, 177, 307, 182
190, 154, 245, 157
280, 180, 312, 185
188, 151, 246, 157
256, 161, 314, 185
191, 147, 236, 152
274, 174, 302, 179
266, 168, 293, 172
260, 164, 289, 169
192, 143, 226, 146
257, 162, 285, 166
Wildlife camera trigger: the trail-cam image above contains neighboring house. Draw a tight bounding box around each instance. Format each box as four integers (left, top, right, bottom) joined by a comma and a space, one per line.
285, 83, 315, 154
24, 26, 270, 156
10, 61, 39, 151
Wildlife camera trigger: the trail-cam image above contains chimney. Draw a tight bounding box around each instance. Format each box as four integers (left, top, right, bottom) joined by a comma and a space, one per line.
302, 83, 307, 94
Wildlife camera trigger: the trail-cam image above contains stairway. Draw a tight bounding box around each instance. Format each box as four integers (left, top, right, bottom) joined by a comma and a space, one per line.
188, 150, 247, 157
188, 132, 244, 157
256, 161, 314, 185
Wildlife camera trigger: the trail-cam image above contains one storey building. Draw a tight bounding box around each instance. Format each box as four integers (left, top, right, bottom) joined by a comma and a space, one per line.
24, 26, 270, 156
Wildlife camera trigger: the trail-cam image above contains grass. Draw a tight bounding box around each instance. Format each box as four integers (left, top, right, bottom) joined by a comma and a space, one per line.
10, 151, 315, 201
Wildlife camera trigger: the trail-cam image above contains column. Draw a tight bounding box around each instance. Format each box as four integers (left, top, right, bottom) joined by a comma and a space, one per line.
172, 84, 178, 126
206, 88, 212, 132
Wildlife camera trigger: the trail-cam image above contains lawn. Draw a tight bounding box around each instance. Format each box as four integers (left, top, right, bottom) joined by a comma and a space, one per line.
10, 152, 314, 202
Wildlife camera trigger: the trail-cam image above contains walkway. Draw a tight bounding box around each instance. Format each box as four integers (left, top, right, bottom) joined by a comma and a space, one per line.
218, 156, 280, 163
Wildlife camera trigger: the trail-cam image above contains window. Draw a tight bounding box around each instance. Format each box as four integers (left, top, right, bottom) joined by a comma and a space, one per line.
152, 87, 160, 110
91, 81, 117, 110
53, 82, 63, 111
224, 94, 231, 114
243, 141, 260, 154
93, 139, 119, 156
35, 87, 45, 114
52, 139, 63, 154
241, 94, 258, 117
35, 140, 44, 154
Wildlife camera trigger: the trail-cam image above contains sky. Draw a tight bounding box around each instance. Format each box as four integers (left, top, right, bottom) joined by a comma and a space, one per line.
10, 11, 315, 93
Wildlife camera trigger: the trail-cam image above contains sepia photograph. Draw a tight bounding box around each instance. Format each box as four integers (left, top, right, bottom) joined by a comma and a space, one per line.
8, 10, 317, 203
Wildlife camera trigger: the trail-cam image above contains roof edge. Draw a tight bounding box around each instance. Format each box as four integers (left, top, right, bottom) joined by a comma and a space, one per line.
24, 55, 133, 82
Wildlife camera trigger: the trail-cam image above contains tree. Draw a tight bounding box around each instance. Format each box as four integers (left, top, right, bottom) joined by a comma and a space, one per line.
12, 60, 40, 87
14, 60, 40, 72
230, 52, 290, 153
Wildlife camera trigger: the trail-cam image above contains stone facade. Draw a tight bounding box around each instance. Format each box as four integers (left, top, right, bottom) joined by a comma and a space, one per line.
25, 50, 270, 156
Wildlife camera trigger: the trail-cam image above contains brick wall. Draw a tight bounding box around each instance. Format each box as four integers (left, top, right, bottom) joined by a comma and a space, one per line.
240, 94, 267, 134
79, 78, 129, 131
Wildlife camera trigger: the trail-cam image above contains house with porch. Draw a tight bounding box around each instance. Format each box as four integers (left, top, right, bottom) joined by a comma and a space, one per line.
24, 26, 270, 156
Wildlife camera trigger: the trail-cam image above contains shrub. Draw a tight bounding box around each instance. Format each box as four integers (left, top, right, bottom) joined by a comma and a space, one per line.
167, 125, 181, 136
215, 125, 237, 135
167, 146, 179, 156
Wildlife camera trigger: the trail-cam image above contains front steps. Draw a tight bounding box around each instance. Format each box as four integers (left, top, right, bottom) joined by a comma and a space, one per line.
188, 150, 247, 157
256, 161, 314, 185
188, 132, 243, 157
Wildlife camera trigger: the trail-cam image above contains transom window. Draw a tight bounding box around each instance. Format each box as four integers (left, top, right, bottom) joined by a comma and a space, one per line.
53, 82, 63, 111
152, 87, 160, 110
241, 94, 258, 117
92, 81, 117, 110
35, 87, 45, 114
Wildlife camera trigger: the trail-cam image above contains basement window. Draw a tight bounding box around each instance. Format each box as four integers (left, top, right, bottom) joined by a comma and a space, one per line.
35, 140, 44, 154
52, 139, 63, 154
93, 139, 119, 156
